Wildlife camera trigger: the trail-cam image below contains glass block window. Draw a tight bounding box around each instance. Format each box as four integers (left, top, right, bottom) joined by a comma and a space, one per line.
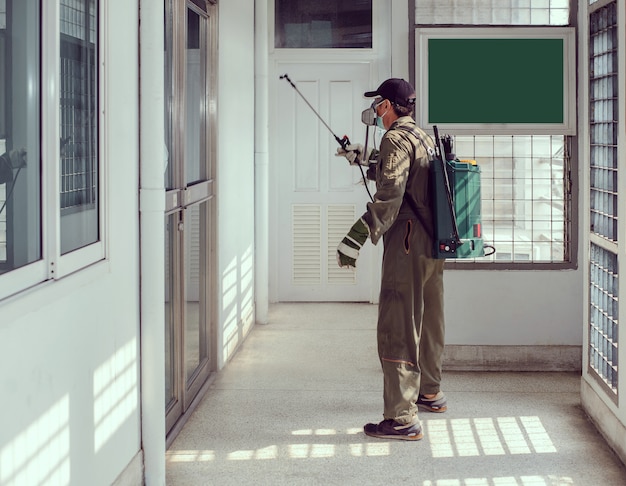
415, 0, 569, 26
589, 1, 618, 242
589, 243, 618, 395
275, 0, 372, 48
452, 135, 568, 263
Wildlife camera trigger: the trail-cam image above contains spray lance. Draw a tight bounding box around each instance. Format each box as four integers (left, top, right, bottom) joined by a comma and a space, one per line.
279, 74, 375, 201
432, 125, 462, 248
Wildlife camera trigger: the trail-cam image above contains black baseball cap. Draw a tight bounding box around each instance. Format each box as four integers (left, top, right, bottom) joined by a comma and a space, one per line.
364, 78, 416, 107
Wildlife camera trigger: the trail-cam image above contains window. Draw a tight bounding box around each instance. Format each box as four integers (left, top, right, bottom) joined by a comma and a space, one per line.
0, 0, 103, 300
589, 243, 618, 395
60, 0, 99, 254
415, 0, 573, 266
0, 0, 42, 275
453, 135, 569, 263
416, 0, 570, 26
589, 1, 618, 242
588, 0, 618, 398
275, 0, 372, 48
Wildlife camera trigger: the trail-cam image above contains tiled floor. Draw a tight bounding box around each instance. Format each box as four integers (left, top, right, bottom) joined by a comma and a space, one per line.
166, 303, 626, 485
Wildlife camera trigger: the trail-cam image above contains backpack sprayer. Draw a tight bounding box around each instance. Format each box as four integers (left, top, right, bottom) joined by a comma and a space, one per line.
279, 73, 494, 259
430, 127, 495, 258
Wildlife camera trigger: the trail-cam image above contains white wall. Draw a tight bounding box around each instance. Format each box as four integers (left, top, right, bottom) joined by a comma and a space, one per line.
444, 268, 583, 346
216, 0, 257, 366
0, 1, 142, 484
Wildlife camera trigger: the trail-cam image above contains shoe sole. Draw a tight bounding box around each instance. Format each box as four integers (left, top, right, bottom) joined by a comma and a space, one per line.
417, 404, 447, 413
364, 430, 424, 441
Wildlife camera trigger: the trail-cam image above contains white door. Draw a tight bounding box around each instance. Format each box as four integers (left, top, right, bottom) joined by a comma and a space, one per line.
272, 62, 380, 301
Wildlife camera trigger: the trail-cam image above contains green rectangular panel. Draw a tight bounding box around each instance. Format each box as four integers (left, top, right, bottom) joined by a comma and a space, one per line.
428, 38, 564, 124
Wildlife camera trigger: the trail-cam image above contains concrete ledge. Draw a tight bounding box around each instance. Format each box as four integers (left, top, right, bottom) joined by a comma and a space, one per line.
111, 450, 144, 486
443, 345, 582, 371
581, 378, 626, 468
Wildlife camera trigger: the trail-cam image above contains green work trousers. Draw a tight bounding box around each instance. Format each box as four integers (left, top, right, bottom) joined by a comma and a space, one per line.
377, 218, 445, 425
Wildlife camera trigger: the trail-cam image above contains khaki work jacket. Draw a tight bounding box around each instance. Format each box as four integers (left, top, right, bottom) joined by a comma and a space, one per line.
361, 116, 436, 245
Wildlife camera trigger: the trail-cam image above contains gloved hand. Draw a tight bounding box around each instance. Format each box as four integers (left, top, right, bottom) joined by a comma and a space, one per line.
335, 143, 365, 166
4, 148, 27, 168
0, 149, 26, 184
337, 218, 370, 268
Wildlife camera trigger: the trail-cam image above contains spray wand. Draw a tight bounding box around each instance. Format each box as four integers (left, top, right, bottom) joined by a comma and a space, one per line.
280, 73, 374, 201
280, 74, 354, 154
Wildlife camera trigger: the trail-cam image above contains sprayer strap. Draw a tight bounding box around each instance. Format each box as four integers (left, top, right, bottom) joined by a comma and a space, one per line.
395, 125, 436, 159
393, 125, 437, 240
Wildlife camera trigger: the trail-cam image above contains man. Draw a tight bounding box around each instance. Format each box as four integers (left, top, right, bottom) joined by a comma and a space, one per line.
336, 78, 447, 441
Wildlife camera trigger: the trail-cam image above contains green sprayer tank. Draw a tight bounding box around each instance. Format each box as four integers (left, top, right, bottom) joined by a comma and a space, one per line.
430, 157, 484, 259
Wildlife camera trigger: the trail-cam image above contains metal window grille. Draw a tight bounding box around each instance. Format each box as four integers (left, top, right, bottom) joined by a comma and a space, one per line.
60, 0, 97, 211
589, 243, 618, 395
589, 1, 618, 242
452, 135, 569, 263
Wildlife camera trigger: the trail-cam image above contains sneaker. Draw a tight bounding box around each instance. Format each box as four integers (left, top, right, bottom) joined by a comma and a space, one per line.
363, 419, 423, 441
417, 391, 448, 413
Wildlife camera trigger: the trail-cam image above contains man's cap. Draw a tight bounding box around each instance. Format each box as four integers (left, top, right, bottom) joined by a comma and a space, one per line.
364, 78, 415, 107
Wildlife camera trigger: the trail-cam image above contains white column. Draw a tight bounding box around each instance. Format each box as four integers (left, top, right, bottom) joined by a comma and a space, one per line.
254, 0, 269, 324
139, 0, 166, 483
390, 0, 410, 80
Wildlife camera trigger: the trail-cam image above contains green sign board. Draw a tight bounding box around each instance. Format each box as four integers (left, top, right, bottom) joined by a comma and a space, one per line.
428, 38, 564, 124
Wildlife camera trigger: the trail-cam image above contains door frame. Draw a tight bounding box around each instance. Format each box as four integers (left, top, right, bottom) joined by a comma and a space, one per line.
164, 0, 218, 439
267, 0, 392, 303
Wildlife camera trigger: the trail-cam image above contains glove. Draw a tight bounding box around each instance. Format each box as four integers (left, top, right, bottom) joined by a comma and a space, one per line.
4, 148, 27, 169
0, 149, 26, 184
337, 218, 370, 268
335, 143, 366, 166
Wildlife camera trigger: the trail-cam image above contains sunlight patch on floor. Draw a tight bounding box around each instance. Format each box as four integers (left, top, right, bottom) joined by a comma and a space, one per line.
166, 415, 557, 464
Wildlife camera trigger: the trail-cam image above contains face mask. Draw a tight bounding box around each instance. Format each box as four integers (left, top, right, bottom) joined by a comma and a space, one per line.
376, 112, 387, 130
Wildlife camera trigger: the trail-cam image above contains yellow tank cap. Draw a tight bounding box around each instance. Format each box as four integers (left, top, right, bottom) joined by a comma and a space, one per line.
458, 159, 477, 165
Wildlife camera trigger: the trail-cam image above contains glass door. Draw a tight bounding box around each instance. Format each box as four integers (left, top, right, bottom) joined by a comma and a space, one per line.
164, 0, 217, 437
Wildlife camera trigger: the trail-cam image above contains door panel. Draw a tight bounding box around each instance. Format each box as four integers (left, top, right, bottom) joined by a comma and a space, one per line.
274, 62, 377, 301
165, 211, 182, 433
165, 0, 216, 438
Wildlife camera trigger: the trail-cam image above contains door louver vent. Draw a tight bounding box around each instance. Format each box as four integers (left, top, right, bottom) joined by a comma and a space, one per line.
292, 205, 321, 284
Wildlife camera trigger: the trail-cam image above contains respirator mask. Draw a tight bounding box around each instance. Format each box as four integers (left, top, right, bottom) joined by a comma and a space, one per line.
361, 99, 388, 129
361, 102, 377, 127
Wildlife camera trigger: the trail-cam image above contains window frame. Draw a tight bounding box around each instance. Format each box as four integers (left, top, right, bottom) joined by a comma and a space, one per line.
415, 27, 577, 136
411, 5, 578, 270
585, 0, 620, 403
438, 134, 576, 270
269, 0, 388, 56
0, 0, 105, 302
